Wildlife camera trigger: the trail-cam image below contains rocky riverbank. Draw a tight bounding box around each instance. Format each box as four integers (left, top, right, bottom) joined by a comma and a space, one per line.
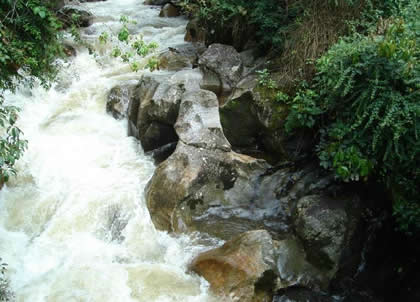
103, 3, 392, 301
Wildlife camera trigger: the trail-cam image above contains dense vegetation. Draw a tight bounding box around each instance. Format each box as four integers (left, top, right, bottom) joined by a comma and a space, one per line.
284, 0, 419, 234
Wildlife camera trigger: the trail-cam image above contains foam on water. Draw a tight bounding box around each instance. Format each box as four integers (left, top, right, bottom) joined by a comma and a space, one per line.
0, 1, 221, 301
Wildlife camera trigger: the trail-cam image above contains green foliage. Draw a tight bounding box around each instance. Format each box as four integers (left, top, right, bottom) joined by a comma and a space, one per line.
0, 0, 64, 92
285, 0, 420, 232
118, 25, 130, 43
145, 57, 160, 72
0, 96, 27, 182
285, 88, 322, 131
96, 16, 160, 71
256, 69, 277, 89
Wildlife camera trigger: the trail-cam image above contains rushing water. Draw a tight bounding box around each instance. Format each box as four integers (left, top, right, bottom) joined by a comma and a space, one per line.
0, 1, 219, 301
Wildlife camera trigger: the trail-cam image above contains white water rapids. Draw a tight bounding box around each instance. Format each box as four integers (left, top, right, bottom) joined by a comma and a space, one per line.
0, 1, 220, 301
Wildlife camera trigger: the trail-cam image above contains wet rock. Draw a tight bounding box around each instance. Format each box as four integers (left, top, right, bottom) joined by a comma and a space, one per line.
220, 75, 312, 160
158, 49, 193, 71
198, 44, 243, 103
159, 44, 206, 71
145, 142, 177, 165
57, 6, 92, 28
145, 137, 340, 241
175, 90, 231, 151
159, 3, 180, 17
106, 84, 135, 120
273, 288, 336, 302
293, 195, 362, 279
145, 141, 268, 235
128, 75, 183, 152
275, 237, 334, 291
169, 68, 203, 91
219, 91, 260, 148
190, 230, 278, 302
141, 122, 178, 152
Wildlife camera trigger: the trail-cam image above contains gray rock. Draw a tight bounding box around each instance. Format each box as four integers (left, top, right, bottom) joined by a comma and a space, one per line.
169, 68, 203, 91
175, 90, 231, 151
127, 75, 183, 152
141, 121, 178, 152
158, 44, 206, 71
293, 195, 362, 277
198, 44, 243, 102
106, 84, 135, 120
145, 142, 177, 165
220, 75, 312, 160
145, 141, 268, 235
275, 237, 334, 291
158, 49, 193, 71
123, 69, 204, 155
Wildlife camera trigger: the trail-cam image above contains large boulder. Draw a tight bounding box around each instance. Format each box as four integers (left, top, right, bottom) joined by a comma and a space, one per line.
198, 44, 244, 103
146, 141, 268, 237
158, 49, 193, 71
158, 44, 206, 71
127, 75, 183, 152
175, 90, 231, 151
293, 195, 362, 277
104, 69, 203, 157
220, 75, 312, 161
190, 230, 278, 302
275, 236, 334, 291
144, 83, 353, 245
145, 89, 271, 236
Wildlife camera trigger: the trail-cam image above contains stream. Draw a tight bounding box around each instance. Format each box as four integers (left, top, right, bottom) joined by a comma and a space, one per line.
0, 0, 219, 301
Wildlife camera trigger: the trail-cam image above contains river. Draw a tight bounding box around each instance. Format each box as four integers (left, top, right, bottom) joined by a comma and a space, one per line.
0, 0, 219, 301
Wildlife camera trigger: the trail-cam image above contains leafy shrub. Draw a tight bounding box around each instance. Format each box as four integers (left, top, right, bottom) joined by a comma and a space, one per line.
0, 0, 64, 91
0, 96, 27, 183
97, 16, 160, 72
286, 0, 420, 232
